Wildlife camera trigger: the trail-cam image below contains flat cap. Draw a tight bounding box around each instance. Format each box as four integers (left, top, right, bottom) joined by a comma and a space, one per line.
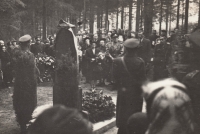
19, 34, 31, 42
124, 38, 139, 48
111, 33, 118, 38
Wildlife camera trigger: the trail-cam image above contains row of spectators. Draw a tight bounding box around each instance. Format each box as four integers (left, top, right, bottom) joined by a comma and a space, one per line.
0, 36, 55, 88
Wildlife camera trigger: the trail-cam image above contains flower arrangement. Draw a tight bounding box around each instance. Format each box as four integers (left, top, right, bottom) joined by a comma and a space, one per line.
82, 89, 116, 123
35, 54, 55, 82
35, 54, 55, 70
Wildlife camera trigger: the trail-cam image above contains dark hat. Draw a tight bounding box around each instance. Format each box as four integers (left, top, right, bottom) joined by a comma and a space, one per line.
111, 33, 118, 38
35, 36, 41, 41
124, 38, 139, 48
161, 30, 167, 33
99, 38, 106, 42
19, 35, 31, 42
28, 105, 93, 134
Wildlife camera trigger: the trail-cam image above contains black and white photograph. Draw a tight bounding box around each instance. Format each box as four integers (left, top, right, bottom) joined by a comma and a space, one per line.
0, 0, 200, 134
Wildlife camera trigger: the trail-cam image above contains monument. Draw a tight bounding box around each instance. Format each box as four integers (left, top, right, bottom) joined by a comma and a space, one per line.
53, 19, 81, 110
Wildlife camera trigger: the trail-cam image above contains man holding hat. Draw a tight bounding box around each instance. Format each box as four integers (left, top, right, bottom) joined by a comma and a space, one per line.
13, 34, 39, 134
113, 38, 146, 134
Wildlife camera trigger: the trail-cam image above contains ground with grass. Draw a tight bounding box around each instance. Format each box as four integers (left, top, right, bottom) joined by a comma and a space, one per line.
0, 81, 117, 134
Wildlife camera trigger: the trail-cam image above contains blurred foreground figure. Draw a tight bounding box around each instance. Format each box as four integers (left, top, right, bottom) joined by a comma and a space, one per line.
28, 105, 93, 134
183, 27, 200, 131
13, 35, 39, 134
142, 78, 196, 134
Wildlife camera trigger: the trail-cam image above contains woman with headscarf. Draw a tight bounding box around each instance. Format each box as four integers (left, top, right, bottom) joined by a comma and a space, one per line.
143, 78, 196, 134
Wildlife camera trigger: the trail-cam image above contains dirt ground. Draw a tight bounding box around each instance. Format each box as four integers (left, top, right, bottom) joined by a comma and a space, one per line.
0, 81, 117, 134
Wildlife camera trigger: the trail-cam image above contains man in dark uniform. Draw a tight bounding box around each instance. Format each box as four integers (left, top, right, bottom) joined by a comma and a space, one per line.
137, 31, 152, 79
45, 36, 55, 57
30, 36, 45, 56
182, 28, 200, 130
113, 38, 146, 134
153, 37, 171, 80
31, 36, 45, 82
81, 37, 91, 83
149, 30, 159, 48
106, 33, 124, 84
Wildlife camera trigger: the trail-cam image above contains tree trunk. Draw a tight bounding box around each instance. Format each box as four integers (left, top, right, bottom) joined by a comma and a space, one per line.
140, 1, 143, 29
42, 0, 47, 40
116, 8, 119, 29
89, 0, 94, 34
129, 0, 133, 31
100, 9, 103, 28
136, 0, 141, 37
185, 0, 189, 33
182, 1, 184, 27
105, 0, 109, 30
121, 4, 124, 29
144, 0, 153, 37
159, 1, 163, 35
177, 0, 180, 28
97, 7, 101, 29
166, 6, 169, 35
198, 0, 200, 26
169, 6, 172, 32
83, 0, 86, 30
32, 10, 36, 36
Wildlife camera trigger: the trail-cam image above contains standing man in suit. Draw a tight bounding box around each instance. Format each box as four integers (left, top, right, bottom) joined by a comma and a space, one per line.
113, 38, 146, 134
85, 42, 100, 89
137, 32, 152, 79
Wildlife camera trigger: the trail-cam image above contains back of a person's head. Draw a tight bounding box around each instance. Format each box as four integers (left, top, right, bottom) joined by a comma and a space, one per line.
28, 105, 93, 134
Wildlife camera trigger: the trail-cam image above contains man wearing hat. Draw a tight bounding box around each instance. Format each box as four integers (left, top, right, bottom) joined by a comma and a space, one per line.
13, 34, 39, 134
30, 36, 45, 56
45, 36, 55, 57
81, 37, 91, 83
106, 33, 124, 84
137, 31, 152, 79
149, 30, 159, 48
113, 38, 146, 134
31, 36, 45, 82
153, 36, 171, 80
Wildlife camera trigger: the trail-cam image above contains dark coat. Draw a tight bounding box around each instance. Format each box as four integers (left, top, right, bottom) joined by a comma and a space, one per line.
113, 55, 146, 128
85, 48, 100, 80
137, 38, 152, 64
30, 43, 45, 56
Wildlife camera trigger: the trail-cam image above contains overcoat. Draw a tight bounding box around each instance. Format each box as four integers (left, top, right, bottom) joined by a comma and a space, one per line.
113, 55, 146, 128
137, 38, 152, 64
85, 48, 100, 80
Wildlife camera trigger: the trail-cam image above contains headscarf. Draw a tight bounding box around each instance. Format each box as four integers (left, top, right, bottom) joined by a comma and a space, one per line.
142, 78, 196, 134
28, 105, 93, 134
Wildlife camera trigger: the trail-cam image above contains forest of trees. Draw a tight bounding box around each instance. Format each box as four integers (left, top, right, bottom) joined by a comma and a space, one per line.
0, 0, 200, 41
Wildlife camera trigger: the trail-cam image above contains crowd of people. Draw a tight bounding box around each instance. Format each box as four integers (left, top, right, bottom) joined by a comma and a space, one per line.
1, 23, 200, 134
77, 28, 183, 90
